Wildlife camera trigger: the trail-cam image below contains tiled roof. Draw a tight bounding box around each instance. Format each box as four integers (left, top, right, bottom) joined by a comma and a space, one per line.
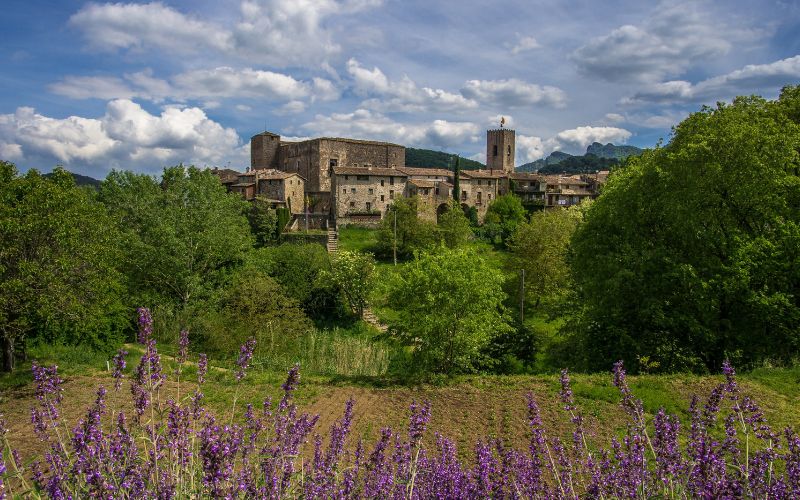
255, 170, 305, 181
333, 166, 406, 177
408, 179, 436, 188
459, 169, 507, 179
397, 166, 453, 177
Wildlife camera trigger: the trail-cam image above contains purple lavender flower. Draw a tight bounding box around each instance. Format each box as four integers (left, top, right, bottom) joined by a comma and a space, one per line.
137, 307, 153, 344
177, 330, 189, 365
235, 338, 256, 381
30, 362, 64, 440
197, 353, 208, 384
409, 400, 431, 444
282, 363, 300, 393
112, 348, 127, 391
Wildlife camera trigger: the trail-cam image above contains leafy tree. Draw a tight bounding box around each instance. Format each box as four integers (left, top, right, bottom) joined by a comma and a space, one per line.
453, 155, 461, 203
376, 196, 436, 260
322, 250, 376, 318
387, 248, 512, 374
509, 204, 584, 312
0, 164, 125, 370
570, 88, 800, 372
437, 200, 472, 248
248, 196, 279, 246
99, 166, 253, 309
483, 194, 527, 245
253, 243, 344, 320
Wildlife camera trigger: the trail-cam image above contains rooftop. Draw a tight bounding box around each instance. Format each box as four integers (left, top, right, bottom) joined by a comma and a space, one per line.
333, 166, 407, 177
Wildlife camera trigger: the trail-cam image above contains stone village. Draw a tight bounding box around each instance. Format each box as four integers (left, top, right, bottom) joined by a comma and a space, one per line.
213, 125, 608, 229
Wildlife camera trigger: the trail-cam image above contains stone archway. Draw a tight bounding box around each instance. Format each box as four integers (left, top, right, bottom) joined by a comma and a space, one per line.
436, 203, 450, 223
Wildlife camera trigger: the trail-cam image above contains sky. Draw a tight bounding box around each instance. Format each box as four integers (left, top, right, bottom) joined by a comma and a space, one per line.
1, 0, 799, 177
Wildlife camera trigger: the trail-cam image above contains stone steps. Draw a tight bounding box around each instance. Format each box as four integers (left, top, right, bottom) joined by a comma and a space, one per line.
362, 307, 388, 333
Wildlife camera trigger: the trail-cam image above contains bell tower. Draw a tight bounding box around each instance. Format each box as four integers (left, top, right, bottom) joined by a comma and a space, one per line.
486, 120, 515, 173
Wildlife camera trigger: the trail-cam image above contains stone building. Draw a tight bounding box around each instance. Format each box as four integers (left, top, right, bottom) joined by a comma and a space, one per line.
216, 168, 305, 214
331, 166, 408, 226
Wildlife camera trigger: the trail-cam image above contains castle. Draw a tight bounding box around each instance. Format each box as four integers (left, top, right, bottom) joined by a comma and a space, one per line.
215, 125, 605, 228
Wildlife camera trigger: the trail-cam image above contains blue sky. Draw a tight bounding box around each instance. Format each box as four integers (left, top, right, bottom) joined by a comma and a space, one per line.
1, 0, 799, 177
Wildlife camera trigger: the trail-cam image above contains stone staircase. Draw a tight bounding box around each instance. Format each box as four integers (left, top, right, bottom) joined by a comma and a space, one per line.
362, 307, 388, 333
326, 227, 338, 253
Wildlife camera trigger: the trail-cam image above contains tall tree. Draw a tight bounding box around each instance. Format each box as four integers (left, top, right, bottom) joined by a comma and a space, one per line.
437, 199, 473, 248
452, 155, 461, 203
322, 250, 376, 318
483, 194, 527, 245
570, 88, 800, 372
99, 166, 253, 309
0, 164, 125, 371
376, 196, 436, 260
387, 248, 512, 374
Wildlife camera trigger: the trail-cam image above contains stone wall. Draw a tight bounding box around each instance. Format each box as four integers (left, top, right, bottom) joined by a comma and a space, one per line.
332, 169, 407, 223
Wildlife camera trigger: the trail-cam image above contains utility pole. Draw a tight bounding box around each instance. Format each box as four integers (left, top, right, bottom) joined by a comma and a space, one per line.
519, 269, 525, 324
393, 207, 397, 266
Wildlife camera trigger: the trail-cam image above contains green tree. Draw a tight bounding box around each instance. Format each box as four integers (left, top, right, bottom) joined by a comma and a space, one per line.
322, 250, 376, 318
509, 204, 584, 312
0, 164, 125, 371
99, 165, 253, 309
483, 194, 527, 245
452, 155, 461, 203
248, 196, 279, 246
376, 196, 436, 260
437, 200, 472, 248
387, 248, 512, 374
570, 88, 800, 372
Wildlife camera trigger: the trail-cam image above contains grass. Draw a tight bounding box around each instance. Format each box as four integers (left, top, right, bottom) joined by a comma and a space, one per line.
338, 225, 379, 253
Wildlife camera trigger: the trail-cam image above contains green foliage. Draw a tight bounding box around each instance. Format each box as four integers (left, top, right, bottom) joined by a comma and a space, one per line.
483, 194, 528, 246
248, 196, 279, 246
386, 248, 513, 374
375, 197, 437, 260
322, 250, 376, 318
0, 163, 125, 370
436, 200, 473, 248
275, 207, 291, 236
570, 88, 800, 373
249, 244, 343, 321
405, 147, 485, 170
99, 165, 253, 309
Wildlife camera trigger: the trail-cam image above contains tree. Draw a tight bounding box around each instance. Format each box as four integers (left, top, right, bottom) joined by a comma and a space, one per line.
0, 164, 125, 371
509, 205, 584, 312
452, 155, 461, 203
387, 248, 512, 374
376, 196, 436, 260
483, 194, 527, 245
437, 200, 472, 248
570, 88, 800, 372
322, 250, 376, 318
99, 166, 253, 309
248, 196, 279, 246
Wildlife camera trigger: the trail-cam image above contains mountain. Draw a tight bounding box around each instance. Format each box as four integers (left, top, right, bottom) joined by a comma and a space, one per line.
405, 147, 485, 170
44, 171, 102, 189
585, 142, 643, 160
516, 143, 643, 173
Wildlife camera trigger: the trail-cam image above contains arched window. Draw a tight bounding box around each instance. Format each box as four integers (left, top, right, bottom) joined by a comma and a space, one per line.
507, 145, 511, 156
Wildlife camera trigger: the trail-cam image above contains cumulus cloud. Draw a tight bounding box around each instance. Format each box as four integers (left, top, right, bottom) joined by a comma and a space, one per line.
515, 126, 633, 164
571, 2, 736, 82
487, 115, 515, 128
302, 108, 479, 149
51, 67, 332, 107
622, 55, 800, 104
346, 59, 477, 113
0, 100, 246, 175
69, 0, 382, 68
509, 35, 541, 55
460, 79, 567, 108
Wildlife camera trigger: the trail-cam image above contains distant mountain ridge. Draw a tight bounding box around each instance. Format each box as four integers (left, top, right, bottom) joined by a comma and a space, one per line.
517, 142, 643, 173
44, 171, 102, 188
405, 147, 485, 170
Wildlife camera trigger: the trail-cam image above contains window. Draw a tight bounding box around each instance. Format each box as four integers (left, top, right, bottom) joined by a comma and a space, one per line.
357, 175, 369, 181
343, 188, 346, 194
507, 145, 511, 156
493, 145, 498, 156
389, 190, 394, 199
461, 190, 467, 201
380, 195, 384, 202
366, 202, 371, 211
488, 193, 492, 200
380, 179, 384, 187
477, 192, 482, 204
435, 187, 439, 195
345, 175, 349, 180
329, 159, 338, 168
350, 201, 355, 208
368, 188, 374, 195
477, 180, 481, 185
351, 188, 356, 193
389, 177, 394, 186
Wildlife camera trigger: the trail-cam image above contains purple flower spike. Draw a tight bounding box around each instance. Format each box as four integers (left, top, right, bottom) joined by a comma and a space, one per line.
137, 307, 153, 344
177, 330, 189, 365
112, 349, 127, 391
197, 353, 208, 384
235, 338, 256, 381
282, 363, 300, 393
409, 400, 431, 444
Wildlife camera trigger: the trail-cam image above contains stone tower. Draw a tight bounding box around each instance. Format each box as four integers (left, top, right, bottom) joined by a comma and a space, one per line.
250, 131, 281, 170
486, 128, 515, 173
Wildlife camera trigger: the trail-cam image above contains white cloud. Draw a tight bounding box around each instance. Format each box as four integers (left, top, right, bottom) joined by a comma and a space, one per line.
460, 79, 567, 108
346, 59, 477, 112
509, 35, 541, 55
516, 125, 633, 164
622, 55, 800, 104
312, 78, 341, 102
171, 67, 310, 100
487, 115, 514, 128
49, 76, 137, 100
604, 113, 625, 124
275, 100, 308, 115
571, 2, 736, 83
0, 100, 246, 175
69, 0, 382, 68
516, 135, 550, 163
303, 108, 478, 149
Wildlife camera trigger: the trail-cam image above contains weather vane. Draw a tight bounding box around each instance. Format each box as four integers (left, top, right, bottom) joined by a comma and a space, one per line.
500, 116, 505, 128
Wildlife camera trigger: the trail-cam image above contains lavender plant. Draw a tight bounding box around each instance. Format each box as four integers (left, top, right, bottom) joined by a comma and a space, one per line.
2, 308, 799, 498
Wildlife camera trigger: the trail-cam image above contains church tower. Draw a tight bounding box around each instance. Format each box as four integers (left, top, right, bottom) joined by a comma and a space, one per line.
486, 122, 515, 173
